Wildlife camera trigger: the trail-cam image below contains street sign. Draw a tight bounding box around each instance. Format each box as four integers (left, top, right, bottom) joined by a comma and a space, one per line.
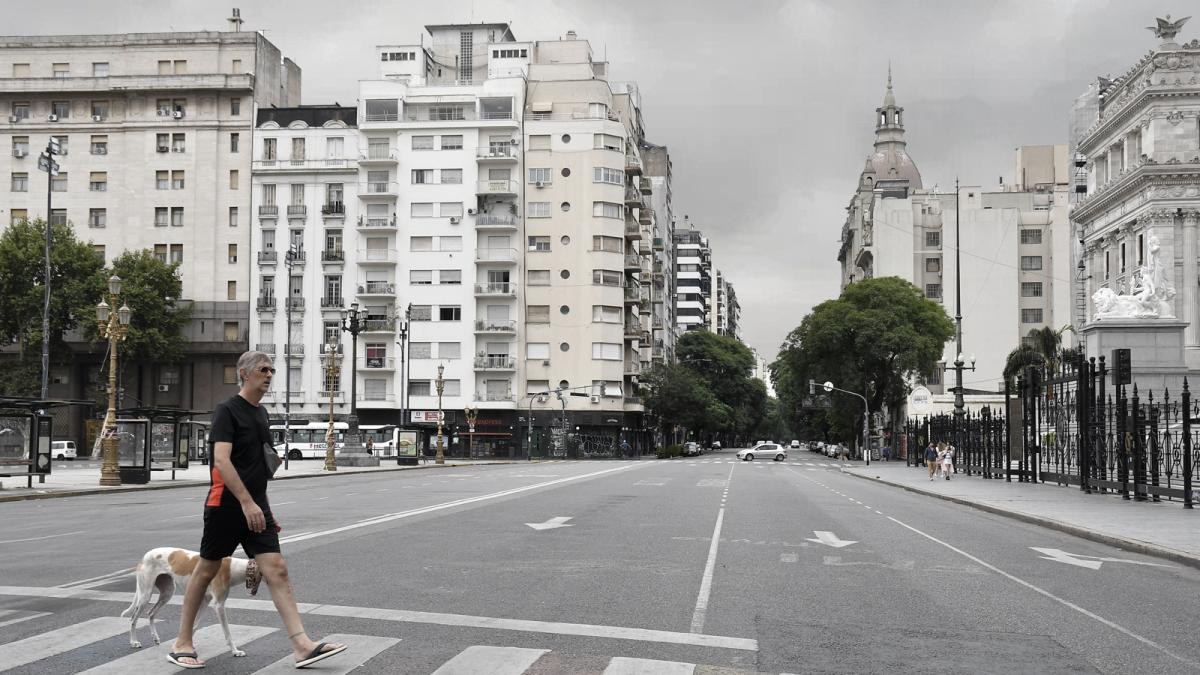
801, 394, 832, 410
37, 154, 59, 176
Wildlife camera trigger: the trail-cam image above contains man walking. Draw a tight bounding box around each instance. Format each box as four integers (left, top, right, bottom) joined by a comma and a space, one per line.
925, 441, 939, 480
168, 351, 346, 669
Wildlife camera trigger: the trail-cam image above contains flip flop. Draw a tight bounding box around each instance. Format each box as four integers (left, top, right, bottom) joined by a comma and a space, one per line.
295, 642, 348, 669
166, 651, 205, 669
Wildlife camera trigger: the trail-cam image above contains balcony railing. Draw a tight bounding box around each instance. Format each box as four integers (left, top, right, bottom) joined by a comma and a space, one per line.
476, 392, 516, 402
623, 286, 641, 304
363, 148, 397, 161
256, 295, 276, 310
476, 179, 519, 196
318, 390, 344, 400
321, 202, 345, 216
624, 186, 642, 205
258, 205, 279, 217
287, 297, 305, 309
474, 319, 516, 333
624, 254, 642, 270
357, 215, 397, 228
360, 181, 398, 195
477, 213, 518, 228
474, 355, 516, 370
257, 250, 277, 263
358, 248, 398, 263
254, 159, 350, 171
653, 238, 665, 251
362, 356, 396, 369
639, 176, 653, 194
363, 318, 395, 332
474, 282, 516, 296
475, 248, 518, 263
625, 153, 642, 174
476, 145, 517, 159
363, 392, 396, 402
320, 296, 344, 309
363, 112, 399, 122
625, 220, 642, 239
283, 343, 305, 356
624, 396, 643, 406
255, 343, 276, 355
624, 360, 642, 375
322, 249, 345, 262
359, 281, 395, 294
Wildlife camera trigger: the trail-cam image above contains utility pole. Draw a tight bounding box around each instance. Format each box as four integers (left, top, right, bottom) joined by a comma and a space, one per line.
37, 137, 61, 401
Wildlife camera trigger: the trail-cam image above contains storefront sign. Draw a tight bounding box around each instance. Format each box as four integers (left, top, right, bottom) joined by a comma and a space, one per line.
410, 411, 445, 423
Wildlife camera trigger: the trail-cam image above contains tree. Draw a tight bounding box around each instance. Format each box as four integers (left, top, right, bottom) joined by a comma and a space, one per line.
89, 250, 191, 364
0, 219, 106, 396
642, 363, 727, 440
1003, 325, 1077, 386
674, 330, 766, 442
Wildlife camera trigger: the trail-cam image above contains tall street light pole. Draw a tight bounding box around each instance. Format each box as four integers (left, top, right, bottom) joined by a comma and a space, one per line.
339, 302, 365, 434
96, 275, 131, 486
435, 362, 445, 465
38, 137, 61, 401
950, 179, 977, 463
283, 244, 296, 470
396, 302, 411, 465
526, 393, 546, 460
822, 380, 871, 467
464, 404, 478, 459
323, 339, 340, 472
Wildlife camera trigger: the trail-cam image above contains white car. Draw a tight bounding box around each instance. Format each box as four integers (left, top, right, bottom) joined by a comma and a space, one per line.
790, 440, 801, 449
738, 443, 787, 462
51, 440, 77, 460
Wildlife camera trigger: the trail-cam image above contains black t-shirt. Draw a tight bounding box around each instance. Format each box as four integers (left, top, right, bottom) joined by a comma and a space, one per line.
205, 394, 270, 509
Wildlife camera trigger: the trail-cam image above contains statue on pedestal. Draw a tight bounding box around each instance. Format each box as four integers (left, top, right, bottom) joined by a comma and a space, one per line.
1091, 229, 1176, 319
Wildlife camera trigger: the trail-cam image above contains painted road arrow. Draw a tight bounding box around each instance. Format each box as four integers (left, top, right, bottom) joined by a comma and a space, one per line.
805, 531, 857, 548
1031, 547, 1175, 570
526, 516, 574, 531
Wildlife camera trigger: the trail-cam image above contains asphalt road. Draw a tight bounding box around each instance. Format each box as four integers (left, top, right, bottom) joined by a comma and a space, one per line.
1, 449, 1198, 674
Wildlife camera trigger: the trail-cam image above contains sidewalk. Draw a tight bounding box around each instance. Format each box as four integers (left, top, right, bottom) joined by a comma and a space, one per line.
0, 457, 521, 503
841, 460, 1200, 569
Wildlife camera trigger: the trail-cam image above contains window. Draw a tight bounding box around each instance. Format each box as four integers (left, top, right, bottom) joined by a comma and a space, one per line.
50, 172, 68, 192
91, 101, 109, 119
227, 280, 237, 301
925, 230, 941, 248
441, 169, 462, 184
438, 269, 461, 285
592, 269, 623, 286
410, 236, 433, 251
91, 62, 109, 77
412, 169, 433, 184
172, 170, 185, 190
88, 208, 106, 229
592, 235, 623, 252
409, 306, 432, 322
1020, 229, 1043, 245
49, 209, 66, 226
528, 236, 550, 252
409, 342, 431, 359
594, 133, 623, 152
11, 172, 28, 192
290, 183, 305, 205
155, 133, 169, 152
1021, 308, 1044, 324
230, 133, 240, 153
1021, 282, 1043, 297
156, 98, 172, 115
291, 138, 305, 161
528, 134, 551, 151
51, 135, 69, 155
153, 244, 167, 262
528, 167, 552, 184
439, 342, 461, 359
231, 98, 241, 116
592, 305, 621, 323
224, 366, 238, 385
90, 135, 107, 154
222, 322, 239, 342
527, 305, 550, 323
172, 133, 185, 153
593, 167, 623, 185
89, 171, 107, 191
155, 207, 169, 228
410, 270, 433, 285
439, 203, 463, 218
1020, 256, 1043, 271
229, 207, 239, 228
592, 343, 622, 360
94, 245, 105, 262
527, 202, 551, 218
263, 138, 277, 160
439, 306, 461, 321
527, 343, 550, 360
11, 102, 30, 120
12, 63, 30, 77
171, 207, 184, 227
439, 237, 462, 251
53, 63, 69, 78
412, 136, 434, 151
12, 136, 29, 156
156, 170, 169, 190
232, 59, 242, 72
229, 170, 239, 190
11, 209, 28, 225
440, 135, 463, 150
173, 60, 187, 74
592, 201, 622, 219
528, 270, 550, 286
409, 381, 431, 397
924, 283, 941, 299
411, 202, 434, 218
925, 257, 941, 273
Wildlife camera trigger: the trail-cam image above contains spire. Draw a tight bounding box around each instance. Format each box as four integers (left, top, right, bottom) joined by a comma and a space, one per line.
875, 67, 905, 147
884, 62, 895, 108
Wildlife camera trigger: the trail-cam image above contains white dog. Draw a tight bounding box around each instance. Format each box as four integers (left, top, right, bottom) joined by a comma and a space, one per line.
120, 547, 262, 656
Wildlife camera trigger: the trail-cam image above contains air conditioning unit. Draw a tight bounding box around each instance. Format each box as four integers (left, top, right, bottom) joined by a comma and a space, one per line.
48, 114, 59, 122
13, 149, 27, 158
172, 110, 184, 119
467, 208, 477, 215
157, 109, 169, 116
449, 216, 461, 224
590, 395, 600, 404
542, 360, 550, 366
157, 384, 170, 392
92, 114, 104, 122
7, 115, 18, 123
535, 181, 545, 189
156, 146, 169, 153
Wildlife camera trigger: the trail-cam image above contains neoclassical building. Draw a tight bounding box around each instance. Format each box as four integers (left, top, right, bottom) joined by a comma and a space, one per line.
1072, 19, 1200, 367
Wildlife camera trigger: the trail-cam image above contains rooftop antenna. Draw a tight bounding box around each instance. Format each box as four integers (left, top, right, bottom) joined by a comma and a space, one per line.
227, 8, 244, 32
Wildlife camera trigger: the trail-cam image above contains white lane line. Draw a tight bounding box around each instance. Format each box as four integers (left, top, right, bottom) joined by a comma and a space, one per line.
168, 514, 198, 520
253, 633, 399, 674
58, 567, 136, 589
0, 616, 128, 671
0, 585, 756, 651
0, 611, 51, 629
886, 516, 1200, 669
77, 624, 277, 674
280, 464, 639, 545
690, 463, 735, 634
274, 500, 297, 505
431, 645, 549, 675
603, 656, 696, 674
0, 530, 85, 545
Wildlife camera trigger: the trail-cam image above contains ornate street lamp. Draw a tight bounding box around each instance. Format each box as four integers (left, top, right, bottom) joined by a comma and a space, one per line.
96, 274, 132, 486
339, 302, 366, 435
396, 302, 412, 465
526, 393, 546, 460
282, 244, 297, 470
323, 340, 340, 472
435, 362, 446, 465
464, 404, 478, 459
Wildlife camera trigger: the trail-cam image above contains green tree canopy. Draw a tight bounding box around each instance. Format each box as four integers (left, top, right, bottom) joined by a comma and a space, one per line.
86, 249, 191, 364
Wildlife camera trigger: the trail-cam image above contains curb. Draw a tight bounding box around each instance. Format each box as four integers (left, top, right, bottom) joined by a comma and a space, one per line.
841, 468, 1200, 572
0, 460, 529, 503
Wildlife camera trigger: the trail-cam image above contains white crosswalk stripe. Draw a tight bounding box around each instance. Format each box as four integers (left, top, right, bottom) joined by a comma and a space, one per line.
0, 609, 52, 629
603, 656, 696, 674
77, 623, 277, 674
430, 645, 549, 674
0, 616, 128, 672
252, 633, 399, 674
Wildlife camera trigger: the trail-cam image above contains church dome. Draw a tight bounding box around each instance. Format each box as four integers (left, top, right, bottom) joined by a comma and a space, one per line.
866, 147, 923, 188
862, 67, 922, 190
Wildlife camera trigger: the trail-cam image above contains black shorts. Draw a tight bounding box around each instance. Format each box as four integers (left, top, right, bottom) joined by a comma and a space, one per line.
199, 503, 281, 560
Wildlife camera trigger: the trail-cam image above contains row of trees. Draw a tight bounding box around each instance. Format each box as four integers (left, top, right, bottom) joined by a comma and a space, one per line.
0, 218, 189, 398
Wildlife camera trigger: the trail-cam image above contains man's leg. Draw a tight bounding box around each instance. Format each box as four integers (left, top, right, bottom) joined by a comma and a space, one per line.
255, 552, 345, 662
171, 558, 222, 666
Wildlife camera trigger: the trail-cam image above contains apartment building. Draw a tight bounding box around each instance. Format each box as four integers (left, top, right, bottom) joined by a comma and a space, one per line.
0, 22, 298, 442
710, 269, 741, 340
642, 141, 677, 365
674, 224, 712, 331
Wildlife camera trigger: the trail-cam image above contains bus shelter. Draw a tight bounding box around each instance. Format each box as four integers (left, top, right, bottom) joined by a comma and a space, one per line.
0, 397, 92, 488
114, 407, 202, 483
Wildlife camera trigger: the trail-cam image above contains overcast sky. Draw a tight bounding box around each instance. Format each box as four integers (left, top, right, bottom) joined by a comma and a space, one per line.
7, 1, 1188, 363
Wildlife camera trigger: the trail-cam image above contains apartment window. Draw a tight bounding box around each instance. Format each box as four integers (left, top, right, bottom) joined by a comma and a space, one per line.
527, 134, 551, 151
91, 101, 109, 119
223, 322, 239, 342
440, 135, 463, 149
412, 169, 434, 184
290, 183, 305, 205
592, 235, 623, 252
1021, 308, 1044, 324
169, 244, 184, 264
592, 305, 621, 323
592, 269, 623, 286
88, 208, 106, 229
410, 236, 433, 251
1021, 282, 1043, 297
11, 172, 28, 192
227, 280, 237, 301
156, 98, 173, 115
441, 169, 462, 184
410, 270, 433, 285
528, 270, 550, 286
527, 380, 550, 395
12, 63, 30, 77
1020, 256, 1043, 271
528, 168, 552, 184
89, 171, 107, 191
438, 269, 461, 285
593, 167, 623, 185
172, 170, 185, 190
924, 283, 941, 300
49, 209, 67, 226
50, 135, 68, 155
594, 133, 623, 152
1020, 229, 1043, 245
53, 63, 69, 78
291, 138, 305, 161
409, 342, 432, 359
11, 102, 30, 120
925, 257, 940, 273
410, 305, 432, 321
229, 207, 239, 228
1120, 243, 1127, 273
263, 138, 277, 160
592, 202, 622, 219
326, 137, 343, 158
592, 343, 622, 361
409, 381, 431, 397
223, 366, 238, 385
156, 133, 169, 152
94, 245, 105, 261
439, 203, 463, 218
92, 62, 109, 77
154, 208, 169, 228
90, 135, 107, 154
411, 202, 434, 218
171, 207, 184, 227
528, 236, 550, 252
527, 343, 550, 360
12, 136, 30, 156
438, 342, 461, 359
527, 305, 550, 323
172, 133, 185, 152
439, 306, 461, 321
230, 133, 240, 153
412, 136, 434, 151
156, 171, 169, 190
925, 230, 941, 248
367, 138, 389, 159
50, 172, 68, 192
230, 170, 239, 190
231, 98, 241, 116
153, 244, 167, 262
439, 236, 462, 251
10, 209, 27, 225
232, 58, 242, 72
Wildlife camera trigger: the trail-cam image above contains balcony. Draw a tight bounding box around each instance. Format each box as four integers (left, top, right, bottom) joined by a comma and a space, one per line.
625, 153, 642, 175
357, 215, 397, 230
284, 249, 306, 266
475, 248, 519, 264
319, 343, 344, 359
321, 249, 345, 263
287, 297, 305, 311
624, 321, 645, 339
476, 391, 516, 403
474, 319, 517, 334
476, 145, 518, 162
476, 213, 519, 231
321, 202, 345, 217
358, 281, 395, 296
474, 355, 517, 371
653, 237, 664, 251
624, 285, 641, 305
624, 254, 642, 271
259, 205, 279, 218
363, 392, 396, 402
256, 295, 276, 310
625, 218, 642, 240
283, 343, 304, 358
624, 396, 643, 406
363, 318, 395, 332
624, 360, 642, 376
255, 343, 276, 355
362, 356, 396, 370
624, 186, 642, 206
359, 148, 397, 164
358, 248, 398, 264
639, 177, 653, 194
320, 296, 344, 309
359, 182, 399, 198
474, 282, 517, 297
253, 159, 352, 172
638, 241, 652, 257
476, 179, 519, 196
257, 250, 277, 264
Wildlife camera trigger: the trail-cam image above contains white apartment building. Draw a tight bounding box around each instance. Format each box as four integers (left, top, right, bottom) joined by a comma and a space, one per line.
837, 74, 1073, 393
642, 142, 677, 365
0, 22, 298, 444
674, 225, 712, 331
710, 269, 741, 340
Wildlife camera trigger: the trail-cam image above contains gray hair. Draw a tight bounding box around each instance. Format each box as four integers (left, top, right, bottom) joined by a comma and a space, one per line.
236, 350, 272, 386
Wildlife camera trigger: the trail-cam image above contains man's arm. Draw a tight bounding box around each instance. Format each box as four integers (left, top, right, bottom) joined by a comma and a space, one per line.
213, 441, 266, 532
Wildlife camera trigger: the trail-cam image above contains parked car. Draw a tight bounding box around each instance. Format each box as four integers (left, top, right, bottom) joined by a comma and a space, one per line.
825, 443, 842, 458
737, 443, 787, 462
790, 440, 801, 449
51, 440, 77, 461
710, 440, 722, 450
682, 442, 702, 457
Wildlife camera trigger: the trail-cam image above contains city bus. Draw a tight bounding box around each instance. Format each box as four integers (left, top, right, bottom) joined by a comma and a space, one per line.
270, 422, 404, 460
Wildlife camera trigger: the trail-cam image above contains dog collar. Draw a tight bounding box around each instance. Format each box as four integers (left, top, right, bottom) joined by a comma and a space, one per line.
245, 560, 262, 596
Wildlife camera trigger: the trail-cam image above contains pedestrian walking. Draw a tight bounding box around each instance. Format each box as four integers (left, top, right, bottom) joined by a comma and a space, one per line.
924, 442, 939, 480
168, 351, 347, 670
881, 444, 891, 462
941, 443, 955, 480
620, 439, 632, 458
365, 435, 374, 456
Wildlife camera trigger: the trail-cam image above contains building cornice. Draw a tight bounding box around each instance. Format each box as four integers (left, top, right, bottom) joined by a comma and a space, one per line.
1071, 160, 1200, 222
1077, 47, 1200, 154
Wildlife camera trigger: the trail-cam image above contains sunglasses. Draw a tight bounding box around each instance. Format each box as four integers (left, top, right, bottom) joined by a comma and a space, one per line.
256, 366, 277, 375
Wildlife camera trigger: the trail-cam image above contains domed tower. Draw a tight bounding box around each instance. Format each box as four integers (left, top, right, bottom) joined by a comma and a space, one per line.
863, 67, 922, 197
